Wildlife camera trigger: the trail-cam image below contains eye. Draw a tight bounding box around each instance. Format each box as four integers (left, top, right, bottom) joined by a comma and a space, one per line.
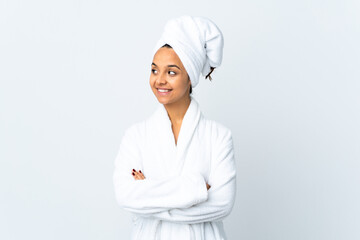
169, 71, 176, 75
151, 69, 157, 74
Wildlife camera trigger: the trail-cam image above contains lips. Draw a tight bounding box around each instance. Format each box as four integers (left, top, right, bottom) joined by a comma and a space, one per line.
156, 88, 172, 95
158, 89, 172, 92
157, 87, 172, 91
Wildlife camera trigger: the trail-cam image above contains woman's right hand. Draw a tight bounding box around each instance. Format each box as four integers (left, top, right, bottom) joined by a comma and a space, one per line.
132, 169, 145, 180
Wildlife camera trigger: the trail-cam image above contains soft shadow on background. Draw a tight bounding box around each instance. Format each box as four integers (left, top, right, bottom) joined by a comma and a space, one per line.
1, 0, 359, 239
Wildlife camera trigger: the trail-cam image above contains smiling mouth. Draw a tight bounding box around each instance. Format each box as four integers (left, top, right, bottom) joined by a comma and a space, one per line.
157, 88, 172, 93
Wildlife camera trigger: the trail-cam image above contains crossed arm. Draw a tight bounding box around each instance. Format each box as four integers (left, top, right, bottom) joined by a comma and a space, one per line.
113, 126, 236, 224
132, 169, 212, 190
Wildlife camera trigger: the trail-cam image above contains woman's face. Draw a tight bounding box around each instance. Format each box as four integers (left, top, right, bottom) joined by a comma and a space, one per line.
149, 47, 191, 105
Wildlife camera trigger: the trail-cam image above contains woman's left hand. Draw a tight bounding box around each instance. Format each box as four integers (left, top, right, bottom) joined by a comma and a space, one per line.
132, 169, 145, 180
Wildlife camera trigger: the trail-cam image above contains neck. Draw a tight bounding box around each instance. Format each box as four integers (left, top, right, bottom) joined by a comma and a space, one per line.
164, 95, 191, 124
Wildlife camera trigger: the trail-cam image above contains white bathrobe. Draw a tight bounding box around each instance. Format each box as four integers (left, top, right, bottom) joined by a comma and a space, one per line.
113, 95, 236, 240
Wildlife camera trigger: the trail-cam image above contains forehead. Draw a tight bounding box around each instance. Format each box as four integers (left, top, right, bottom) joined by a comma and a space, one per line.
153, 47, 183, 66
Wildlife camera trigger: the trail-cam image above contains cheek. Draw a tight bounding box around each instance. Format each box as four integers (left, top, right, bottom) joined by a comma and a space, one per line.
180, 78, 190, 91
173, 75, 189, 90
149, 76, 155, 86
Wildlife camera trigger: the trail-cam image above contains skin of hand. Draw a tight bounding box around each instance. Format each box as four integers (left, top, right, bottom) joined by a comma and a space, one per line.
132, 169, 211, 190
132, 169, 146, 180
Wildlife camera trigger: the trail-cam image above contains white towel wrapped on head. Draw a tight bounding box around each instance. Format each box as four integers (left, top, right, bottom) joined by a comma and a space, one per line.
152, 15, 224, 88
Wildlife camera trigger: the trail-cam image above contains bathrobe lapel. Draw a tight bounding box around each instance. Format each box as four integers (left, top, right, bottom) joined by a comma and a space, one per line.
152, 95, 201, 176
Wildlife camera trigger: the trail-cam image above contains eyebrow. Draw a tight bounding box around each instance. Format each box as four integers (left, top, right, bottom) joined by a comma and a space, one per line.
152, 62, 181, 71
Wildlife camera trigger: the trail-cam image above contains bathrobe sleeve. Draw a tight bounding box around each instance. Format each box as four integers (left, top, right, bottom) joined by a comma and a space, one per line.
113, 124, 209, 214
135, 127, 236, 224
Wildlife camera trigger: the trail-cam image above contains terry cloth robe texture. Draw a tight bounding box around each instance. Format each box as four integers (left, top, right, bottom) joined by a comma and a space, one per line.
113, 95, 237, 240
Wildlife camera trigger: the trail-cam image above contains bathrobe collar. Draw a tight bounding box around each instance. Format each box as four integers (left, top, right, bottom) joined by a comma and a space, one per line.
151, 95, 202, 169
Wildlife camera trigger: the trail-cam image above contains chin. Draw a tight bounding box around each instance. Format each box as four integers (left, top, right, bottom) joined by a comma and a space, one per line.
153, 90, 173, 104
156, 97, 172, 105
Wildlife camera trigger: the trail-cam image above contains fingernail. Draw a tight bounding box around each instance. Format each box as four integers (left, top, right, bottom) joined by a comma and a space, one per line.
139, 170, 142, 173
132, 169, 135, 172
132, 172, 135, 176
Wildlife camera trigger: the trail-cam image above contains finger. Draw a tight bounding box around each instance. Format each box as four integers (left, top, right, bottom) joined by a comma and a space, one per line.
136, 172, 144, 180
132, 169, 140, 180
138, 170, 145, 179
134, 171, 141, 180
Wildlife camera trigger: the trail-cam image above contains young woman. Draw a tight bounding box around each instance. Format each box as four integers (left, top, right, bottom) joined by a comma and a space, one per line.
113, 15, 237, 240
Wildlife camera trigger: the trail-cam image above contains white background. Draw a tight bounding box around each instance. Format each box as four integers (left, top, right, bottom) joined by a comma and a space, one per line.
1, 0, 359, 239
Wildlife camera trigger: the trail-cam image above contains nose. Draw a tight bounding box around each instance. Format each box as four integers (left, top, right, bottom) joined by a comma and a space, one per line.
156, 72, 167, 85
